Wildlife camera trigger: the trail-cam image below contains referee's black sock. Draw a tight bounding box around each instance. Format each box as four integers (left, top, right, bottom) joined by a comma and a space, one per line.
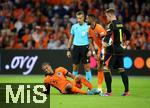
120, 72, 129, 92
104, 72, 112, 93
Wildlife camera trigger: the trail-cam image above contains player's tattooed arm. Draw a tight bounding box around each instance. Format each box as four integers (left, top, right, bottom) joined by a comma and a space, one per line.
87, 38, 95, 56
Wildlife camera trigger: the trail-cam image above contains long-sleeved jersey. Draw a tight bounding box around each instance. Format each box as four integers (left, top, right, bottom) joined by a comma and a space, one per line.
104, 20, 131, 46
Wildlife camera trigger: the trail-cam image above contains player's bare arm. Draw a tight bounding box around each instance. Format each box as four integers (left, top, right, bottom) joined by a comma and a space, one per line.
66, 71, 75, 79
67, 36, 73, 58
88, 38, 99, 60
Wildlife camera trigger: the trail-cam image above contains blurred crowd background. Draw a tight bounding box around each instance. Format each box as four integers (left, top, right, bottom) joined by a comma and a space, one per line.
0, 0, 149, 50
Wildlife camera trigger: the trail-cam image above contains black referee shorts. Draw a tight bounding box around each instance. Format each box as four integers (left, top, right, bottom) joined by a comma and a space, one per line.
72, 45, 90, 65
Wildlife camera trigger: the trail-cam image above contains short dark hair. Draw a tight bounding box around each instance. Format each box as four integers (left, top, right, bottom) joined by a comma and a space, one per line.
87, 13, 96, 19
76, 11, 84, 16
105, 8, 115, 15
42, 62, 50, 68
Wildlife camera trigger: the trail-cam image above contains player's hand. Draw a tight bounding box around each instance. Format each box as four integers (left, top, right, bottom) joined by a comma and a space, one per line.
67, 51, 71, 58
87, 50, 92, 57
121, 43, 126, 49
121, 41, 129, 49
96, 59, 101, 70
97, 62, 101, 70
102, 42, 108, 48
93, 54, 99, 61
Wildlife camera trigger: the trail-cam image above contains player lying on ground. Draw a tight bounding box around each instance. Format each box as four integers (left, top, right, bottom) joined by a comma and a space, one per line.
42, 63, 100, 95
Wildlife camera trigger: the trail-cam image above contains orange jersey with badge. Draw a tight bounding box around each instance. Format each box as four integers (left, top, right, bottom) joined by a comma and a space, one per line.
88, 24, 106, 50
44, 67, 71, 93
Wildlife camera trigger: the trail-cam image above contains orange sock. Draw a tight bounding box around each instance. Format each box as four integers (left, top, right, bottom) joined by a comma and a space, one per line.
98, 70, 104, 89
81, 77, 93, 90
71, 86, 87, 94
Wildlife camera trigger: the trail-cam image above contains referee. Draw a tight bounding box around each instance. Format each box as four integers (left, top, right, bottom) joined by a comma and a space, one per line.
67, 11, 92, 82
102, 8, 131, 96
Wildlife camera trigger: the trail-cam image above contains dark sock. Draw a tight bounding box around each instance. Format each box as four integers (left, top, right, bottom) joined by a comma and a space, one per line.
120, 72, 129, 92
104, 72, 112, 93
44, 83, 50, 94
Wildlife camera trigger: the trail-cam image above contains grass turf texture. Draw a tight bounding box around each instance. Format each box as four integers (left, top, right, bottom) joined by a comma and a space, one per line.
0, 75, 150, 108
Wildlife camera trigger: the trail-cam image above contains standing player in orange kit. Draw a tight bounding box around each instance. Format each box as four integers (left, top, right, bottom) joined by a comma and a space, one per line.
42, 63, 99, 95
87, 13, 107, 92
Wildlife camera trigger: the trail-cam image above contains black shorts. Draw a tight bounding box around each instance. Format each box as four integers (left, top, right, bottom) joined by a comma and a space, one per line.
106, 45, 124, 69
108, 54, 124, 69
72, 45, 90, 65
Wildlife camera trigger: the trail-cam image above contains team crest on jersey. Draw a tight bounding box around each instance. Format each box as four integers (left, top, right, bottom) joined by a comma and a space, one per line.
94, 32, 99, 37
57, 72, 62, 77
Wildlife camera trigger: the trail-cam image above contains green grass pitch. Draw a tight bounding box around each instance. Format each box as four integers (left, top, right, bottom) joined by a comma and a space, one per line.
0, 75, 150, 108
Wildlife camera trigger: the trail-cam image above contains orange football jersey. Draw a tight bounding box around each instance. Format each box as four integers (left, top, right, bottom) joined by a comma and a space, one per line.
44, 67, 70, 93
88, 24, 106, 50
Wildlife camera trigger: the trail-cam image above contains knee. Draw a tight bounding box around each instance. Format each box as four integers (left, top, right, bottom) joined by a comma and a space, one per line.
75, 75, 82, 83
103, 66, 110, 73
97, 65, 103, 71
84, 64, 90, 71
77, 74, 82, 78
117, 68, 125, 73
73, 64, 78, 71
65, 83, 73, 92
